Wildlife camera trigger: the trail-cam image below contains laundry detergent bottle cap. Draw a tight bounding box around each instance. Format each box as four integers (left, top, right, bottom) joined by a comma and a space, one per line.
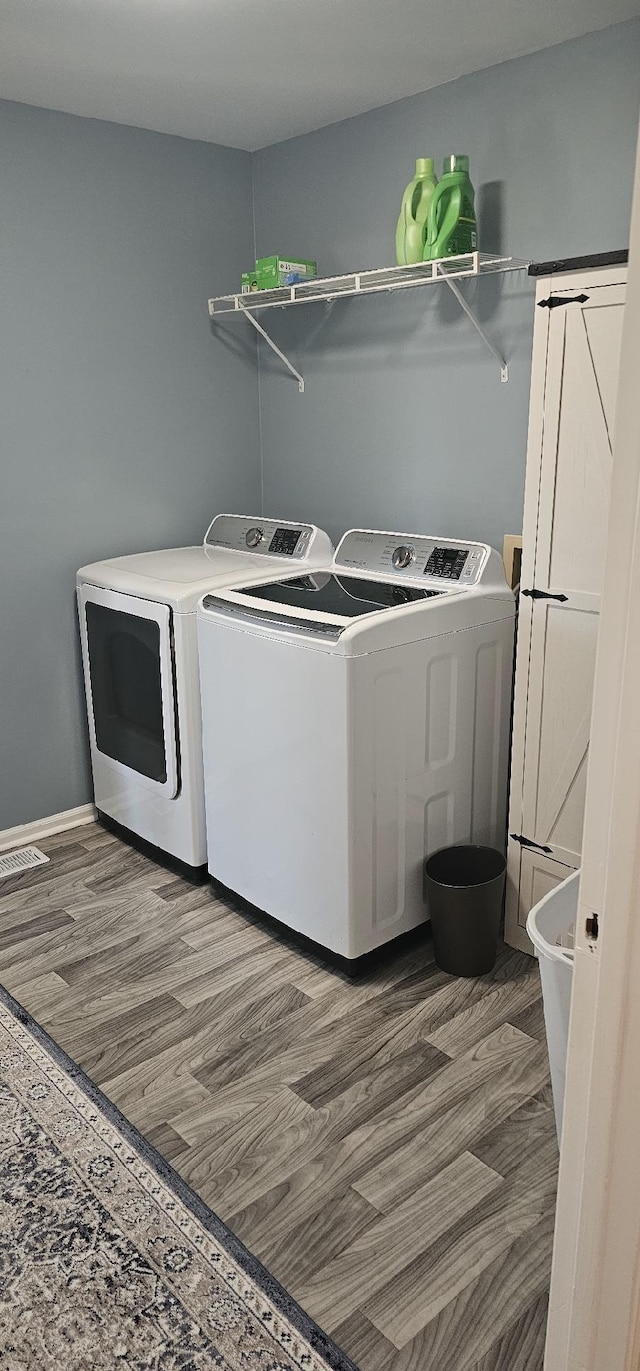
395, 157, 439, 266
442, 154, 469, 175
424, 153, 477, 261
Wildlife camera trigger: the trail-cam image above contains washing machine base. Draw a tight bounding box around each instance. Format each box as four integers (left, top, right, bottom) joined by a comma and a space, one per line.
210, 878, 432, 977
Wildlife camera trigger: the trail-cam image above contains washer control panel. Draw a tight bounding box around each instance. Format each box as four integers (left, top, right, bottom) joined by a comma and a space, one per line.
269, 526, 304, 556
205, 514, 314, 560
425, 546, 468, 580
337, 529, 489, 586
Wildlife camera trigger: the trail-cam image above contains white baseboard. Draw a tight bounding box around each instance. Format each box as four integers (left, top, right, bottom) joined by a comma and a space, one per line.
0, 803, 97, 853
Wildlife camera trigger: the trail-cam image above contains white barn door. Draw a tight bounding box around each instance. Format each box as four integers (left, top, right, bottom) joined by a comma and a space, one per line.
506, 273, 626, 951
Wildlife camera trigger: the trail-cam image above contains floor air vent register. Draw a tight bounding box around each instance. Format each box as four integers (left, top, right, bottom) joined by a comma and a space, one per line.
0, 847, 50, 878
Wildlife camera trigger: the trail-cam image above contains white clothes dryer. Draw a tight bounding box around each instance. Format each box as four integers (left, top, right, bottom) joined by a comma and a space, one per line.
77, 515, 333, 875
197, 528, 515, 962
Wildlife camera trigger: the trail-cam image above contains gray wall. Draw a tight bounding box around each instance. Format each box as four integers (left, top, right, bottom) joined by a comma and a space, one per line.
0, 101, 259, 828
252, 20, 640, 549
3, 19, 640, 830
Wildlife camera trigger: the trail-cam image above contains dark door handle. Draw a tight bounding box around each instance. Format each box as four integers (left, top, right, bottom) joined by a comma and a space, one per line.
521, 588, 568, 602
538, 293, 589, 310
511, 833, 554, 855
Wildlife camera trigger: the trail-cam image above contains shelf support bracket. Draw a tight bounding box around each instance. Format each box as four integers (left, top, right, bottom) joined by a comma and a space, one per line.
438, 269, 509, 382
236, 297, 305, 392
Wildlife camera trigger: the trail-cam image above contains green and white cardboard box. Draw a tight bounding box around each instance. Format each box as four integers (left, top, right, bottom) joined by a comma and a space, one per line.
255, 256, 317, 289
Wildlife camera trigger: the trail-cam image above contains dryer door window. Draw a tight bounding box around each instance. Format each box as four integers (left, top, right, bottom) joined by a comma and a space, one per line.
78, 585, 179, 798
85, 602, 167, 782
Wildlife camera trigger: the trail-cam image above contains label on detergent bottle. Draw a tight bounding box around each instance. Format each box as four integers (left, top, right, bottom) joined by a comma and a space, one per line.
446, 196, 477, 255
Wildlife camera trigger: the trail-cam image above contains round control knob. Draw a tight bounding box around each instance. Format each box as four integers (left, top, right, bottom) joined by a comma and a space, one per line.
392, 544, 414, 569
245, 527, 264, 548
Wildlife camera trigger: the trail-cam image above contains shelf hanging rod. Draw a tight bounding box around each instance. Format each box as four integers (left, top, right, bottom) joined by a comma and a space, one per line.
237, 296, 304, 392
437, 267, 509, 382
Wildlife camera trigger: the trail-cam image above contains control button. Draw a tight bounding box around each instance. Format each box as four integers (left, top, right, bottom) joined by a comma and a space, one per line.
425, 546, 469, 578
246, 527, 264, 548
269, 527, 302, 556
392, 544, 415, 569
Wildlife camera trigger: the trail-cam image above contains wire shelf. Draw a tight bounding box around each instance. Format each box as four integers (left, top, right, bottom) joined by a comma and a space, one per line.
206, 252, 530, 390
207, 253, 529, 317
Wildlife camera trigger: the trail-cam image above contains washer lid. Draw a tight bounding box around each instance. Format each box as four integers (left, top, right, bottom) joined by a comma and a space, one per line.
235, 573, 443, 622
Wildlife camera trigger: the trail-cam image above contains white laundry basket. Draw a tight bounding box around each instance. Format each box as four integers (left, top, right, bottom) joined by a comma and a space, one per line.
526, 869, 579, 1141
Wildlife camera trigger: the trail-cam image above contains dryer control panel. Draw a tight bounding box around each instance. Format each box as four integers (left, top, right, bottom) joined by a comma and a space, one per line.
205, 514, 328, 562
336, 529, 489, 586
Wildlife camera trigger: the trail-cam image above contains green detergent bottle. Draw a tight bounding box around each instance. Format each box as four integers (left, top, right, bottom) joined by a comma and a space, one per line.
424, 155, 477, 261
395, 158, 438, 266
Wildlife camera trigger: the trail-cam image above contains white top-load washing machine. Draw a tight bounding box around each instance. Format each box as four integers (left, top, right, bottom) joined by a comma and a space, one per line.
76, 515, 333, 874
197, 528, 516, 963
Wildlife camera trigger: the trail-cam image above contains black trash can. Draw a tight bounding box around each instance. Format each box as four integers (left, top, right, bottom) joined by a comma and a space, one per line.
424, 844, 506, 977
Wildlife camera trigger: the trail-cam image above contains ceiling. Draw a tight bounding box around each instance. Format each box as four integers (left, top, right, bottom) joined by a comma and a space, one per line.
1, 0, 639, 152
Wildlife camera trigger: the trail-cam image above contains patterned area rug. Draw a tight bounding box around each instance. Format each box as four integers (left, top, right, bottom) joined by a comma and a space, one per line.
0, 986, 357, 1371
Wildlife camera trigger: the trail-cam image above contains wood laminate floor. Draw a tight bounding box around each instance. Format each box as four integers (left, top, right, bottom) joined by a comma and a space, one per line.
0, 822, 557, 1370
